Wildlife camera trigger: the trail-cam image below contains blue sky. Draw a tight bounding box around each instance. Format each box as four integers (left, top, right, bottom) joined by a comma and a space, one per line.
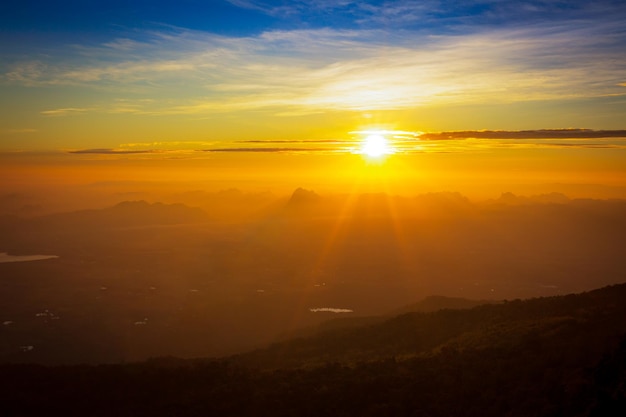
3, 1, 625, 34
1, 1, 271, 35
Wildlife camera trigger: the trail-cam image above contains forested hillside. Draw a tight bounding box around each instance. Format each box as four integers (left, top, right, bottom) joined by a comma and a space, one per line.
1, 283, 625, 416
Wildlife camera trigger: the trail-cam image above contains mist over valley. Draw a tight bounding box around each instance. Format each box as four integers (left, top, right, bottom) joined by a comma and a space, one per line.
1, 190, 624, 364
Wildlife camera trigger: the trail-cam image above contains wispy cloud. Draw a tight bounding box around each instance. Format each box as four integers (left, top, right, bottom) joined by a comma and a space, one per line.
40, 107, 91, 116
203, 147, 333, 153
68, 148, 157, 154
119, 140, 216, 149
227, 1, 626, 28
3, 5, 625, 117
419, 129, 626, 140
65, 131, 626, 156
237, 139, 353, 143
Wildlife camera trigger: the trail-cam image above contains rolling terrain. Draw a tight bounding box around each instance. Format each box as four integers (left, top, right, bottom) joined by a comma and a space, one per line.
1, 283, 625, 416
1, 191, 625, 364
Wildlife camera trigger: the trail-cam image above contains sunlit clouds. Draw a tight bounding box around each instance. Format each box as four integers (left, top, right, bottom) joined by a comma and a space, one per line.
1, 0, 625, 196
5, 20, 626, 119
56, 131, 626, 156
40, 108, 91, 116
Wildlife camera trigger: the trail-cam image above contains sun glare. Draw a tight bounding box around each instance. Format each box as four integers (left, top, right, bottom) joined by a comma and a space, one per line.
361, 134, 392, 158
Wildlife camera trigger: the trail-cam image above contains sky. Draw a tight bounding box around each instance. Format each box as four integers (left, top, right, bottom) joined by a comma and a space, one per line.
1, 0, 626, 199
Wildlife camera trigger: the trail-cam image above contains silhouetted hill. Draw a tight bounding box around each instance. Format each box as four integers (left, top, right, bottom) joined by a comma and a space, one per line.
393, 295, 496, 314
1, 283, 626, 417
287, 188, 320, 206
278, 188, 322, 217
234, 283, 626, 369
0, 200, 210, 258
489, 191, 570, 205
0, 201, 208, 237
279, 296, 493, 342
29, 200, 210, 230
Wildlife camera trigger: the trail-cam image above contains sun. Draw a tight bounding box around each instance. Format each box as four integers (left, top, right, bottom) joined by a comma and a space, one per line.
361, 134, 392, 158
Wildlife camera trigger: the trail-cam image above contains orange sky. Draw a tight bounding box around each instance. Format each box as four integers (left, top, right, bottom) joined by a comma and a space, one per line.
2, 2, 626, 206
3, 134, 626, 211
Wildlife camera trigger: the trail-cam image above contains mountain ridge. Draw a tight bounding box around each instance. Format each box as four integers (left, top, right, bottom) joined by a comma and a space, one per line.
232, 283, 626, 369
1, 282, 626, 416
1, 200, 210, 233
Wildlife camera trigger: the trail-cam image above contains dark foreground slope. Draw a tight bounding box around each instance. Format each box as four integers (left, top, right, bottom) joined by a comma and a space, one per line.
233, 283, 626, 369
1, 283, 626, 417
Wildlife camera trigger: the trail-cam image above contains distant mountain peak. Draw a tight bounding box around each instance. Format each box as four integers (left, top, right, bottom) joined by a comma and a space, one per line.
104, 200, 207, 224
30, 200, 209, 229
287, 188, 320, 206
494, 192, 570, 205
111, 200, 151, 209
395, 295, 494, 314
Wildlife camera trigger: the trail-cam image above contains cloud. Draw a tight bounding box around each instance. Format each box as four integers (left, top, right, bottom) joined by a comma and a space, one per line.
68, 148, 156, 154
226, 1, 626, 28
225, 0, 364, 17
419, 129, 626, 140
404, 130, 626, 153
3, 5, 625, 116
3, 61, 48, 86
40, 108, 91, 116
541, 144, 622, 149
203, 147, 333, 153
237, 139, 353, 143
69, 146, 331, 155
119, 140, 216, 149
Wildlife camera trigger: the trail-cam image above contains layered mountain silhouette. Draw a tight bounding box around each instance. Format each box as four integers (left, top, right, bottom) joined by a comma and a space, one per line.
36, 200, 210, 228
0, 200, 209, 237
